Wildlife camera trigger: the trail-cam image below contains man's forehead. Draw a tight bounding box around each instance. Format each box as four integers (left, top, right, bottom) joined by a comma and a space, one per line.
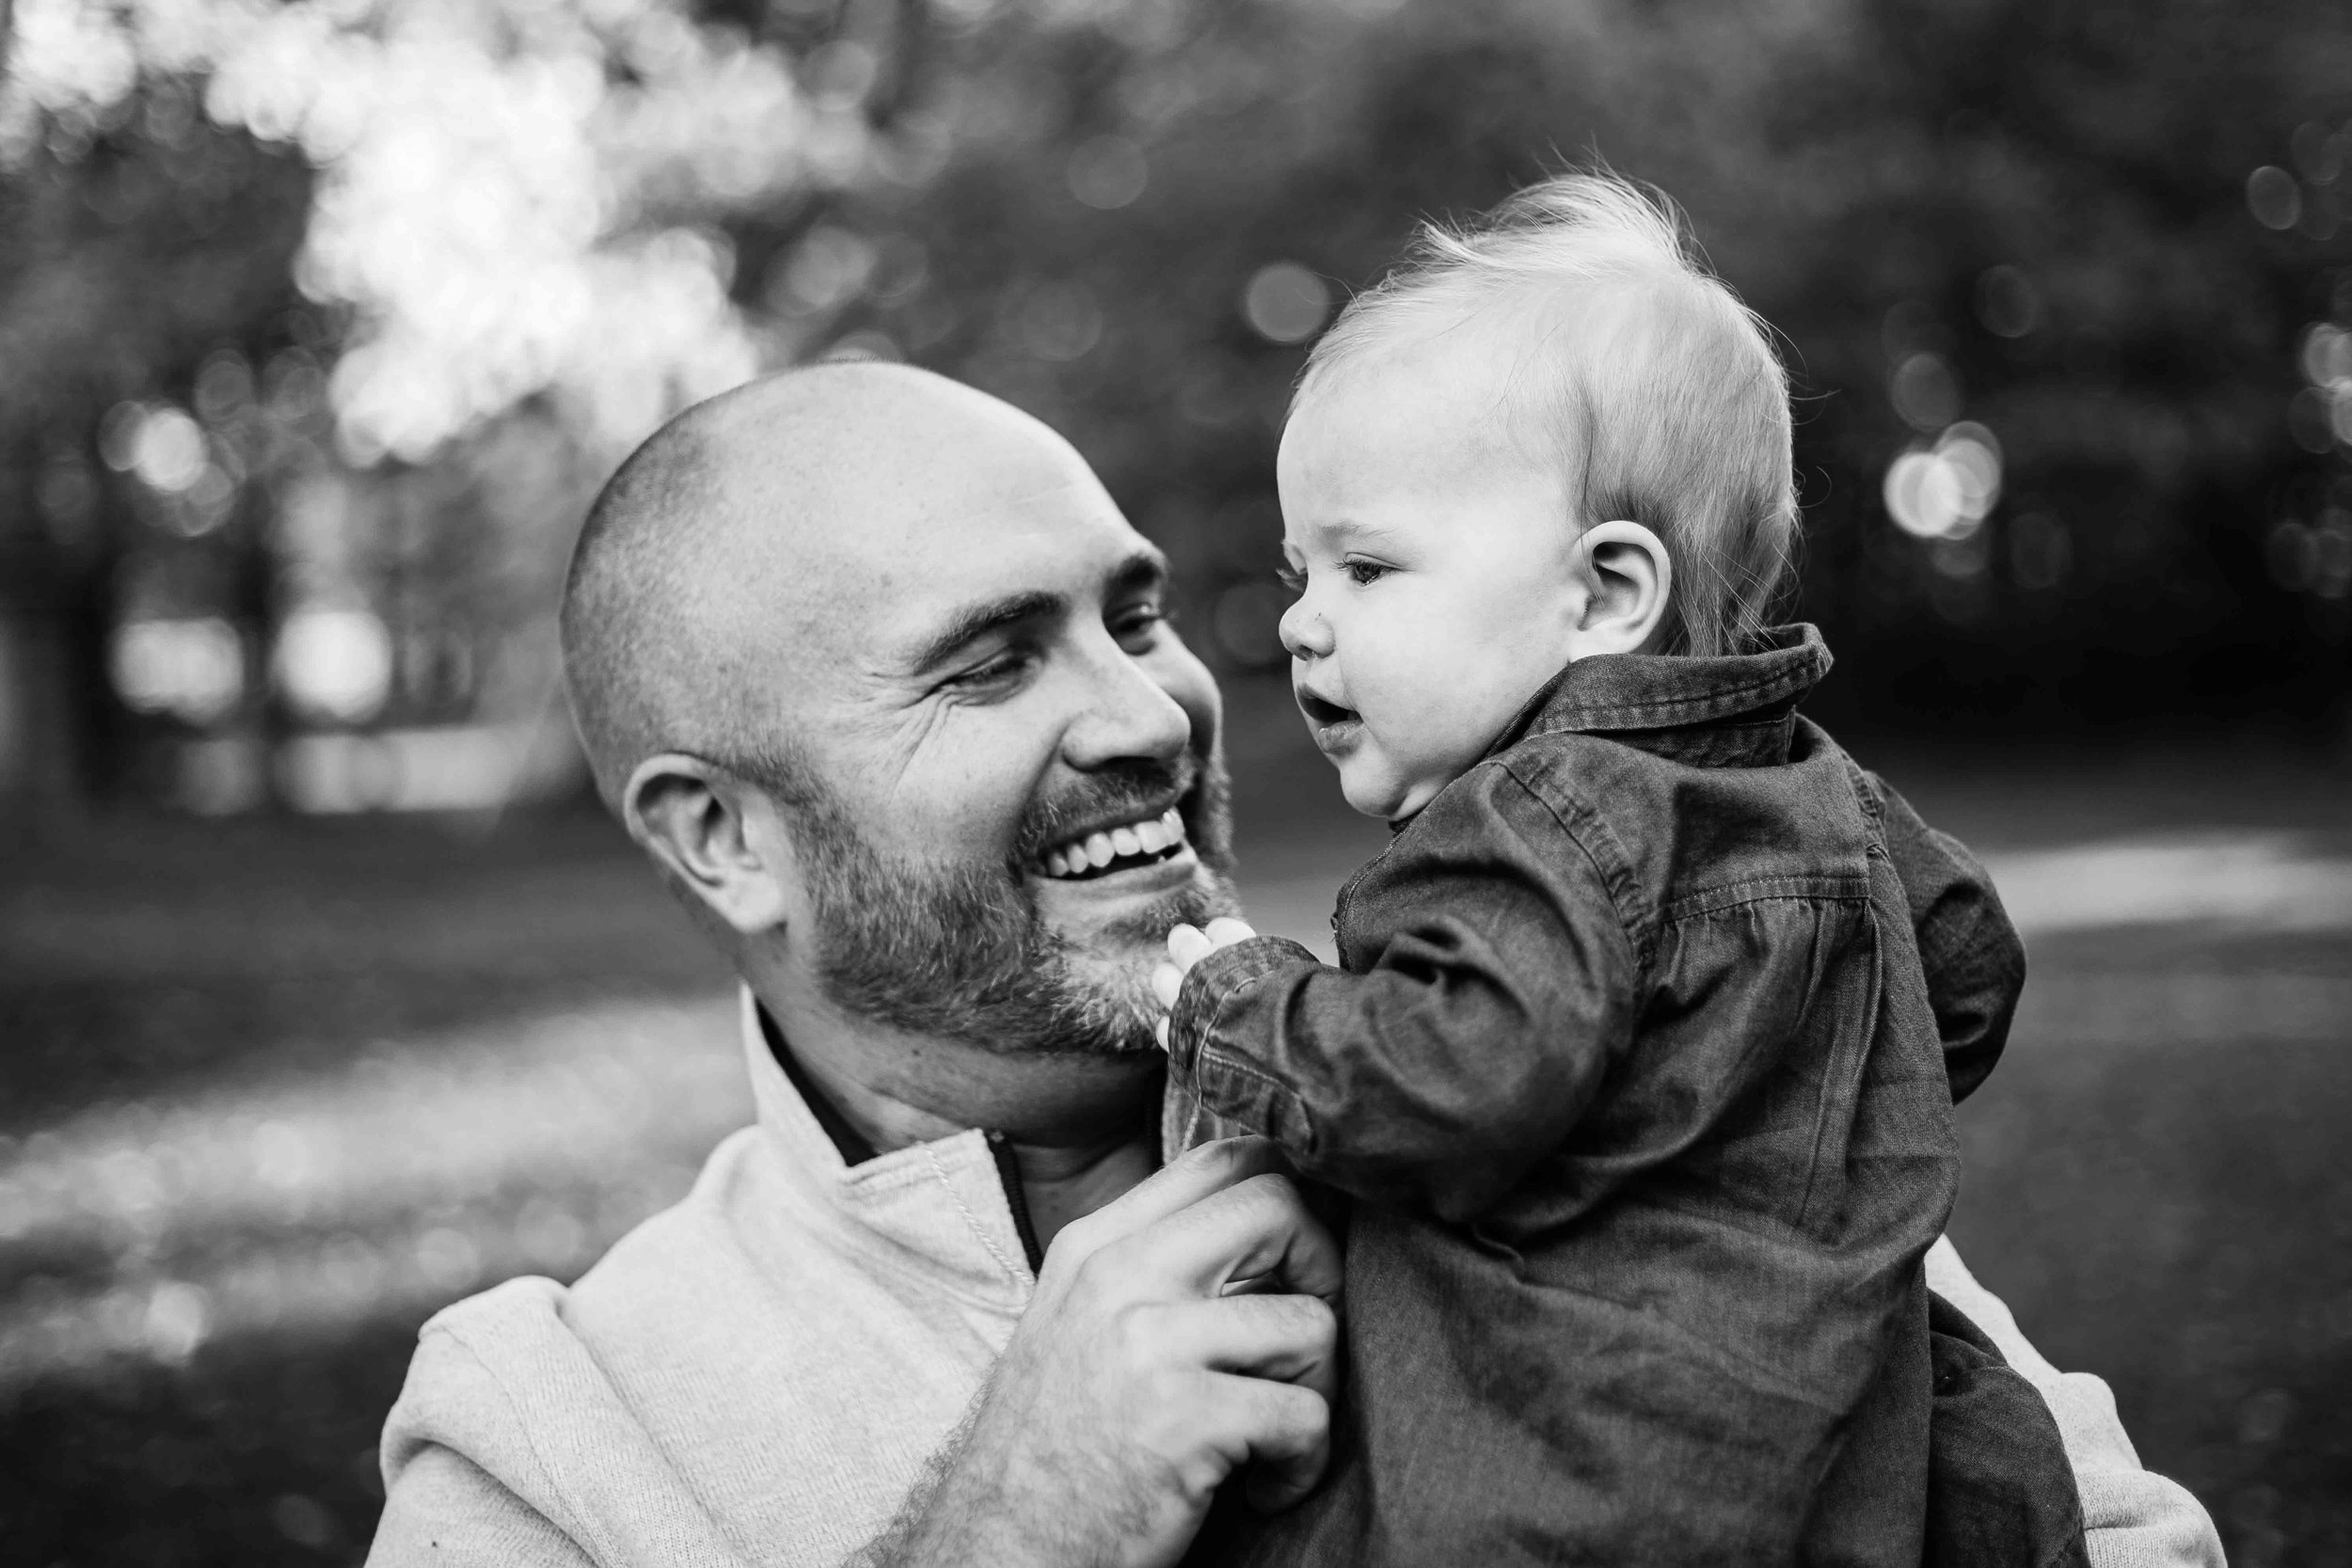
871, 483, 1156, 648
748, 472, 1152, 665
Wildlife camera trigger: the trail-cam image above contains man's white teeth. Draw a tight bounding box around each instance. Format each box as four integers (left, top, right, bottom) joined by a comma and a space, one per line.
1040, 808, 1189, 879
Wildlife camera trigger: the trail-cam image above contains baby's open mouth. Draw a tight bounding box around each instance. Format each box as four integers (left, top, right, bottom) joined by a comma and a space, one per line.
1297, 691, 1359, 728
1034, 807, 1190, 880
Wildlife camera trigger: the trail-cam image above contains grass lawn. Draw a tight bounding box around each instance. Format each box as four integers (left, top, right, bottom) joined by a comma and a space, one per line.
4, 695, 2347, 1564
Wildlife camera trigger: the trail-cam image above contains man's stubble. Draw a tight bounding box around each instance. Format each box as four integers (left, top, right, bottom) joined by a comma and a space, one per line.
744, 748, 1243, 1056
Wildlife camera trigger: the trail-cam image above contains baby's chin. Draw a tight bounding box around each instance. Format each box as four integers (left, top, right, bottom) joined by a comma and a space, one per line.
1333, 758, 1421, 823
1335, 741, 1476, 822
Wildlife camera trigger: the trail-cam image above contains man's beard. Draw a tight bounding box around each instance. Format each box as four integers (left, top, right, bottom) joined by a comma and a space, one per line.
749, 750, 1241, 1056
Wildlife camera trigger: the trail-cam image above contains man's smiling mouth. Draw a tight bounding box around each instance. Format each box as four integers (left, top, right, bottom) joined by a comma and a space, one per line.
1035, 807, 1191, 880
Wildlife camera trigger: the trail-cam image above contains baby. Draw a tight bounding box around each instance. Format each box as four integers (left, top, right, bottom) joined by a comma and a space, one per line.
1155, 174, 2025, 1564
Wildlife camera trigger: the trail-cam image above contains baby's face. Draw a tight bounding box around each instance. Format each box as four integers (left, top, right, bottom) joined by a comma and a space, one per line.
1275, 347, 1585, 821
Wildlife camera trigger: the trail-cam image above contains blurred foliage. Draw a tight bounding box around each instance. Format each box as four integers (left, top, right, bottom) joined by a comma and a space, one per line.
2, 0, 2350, 810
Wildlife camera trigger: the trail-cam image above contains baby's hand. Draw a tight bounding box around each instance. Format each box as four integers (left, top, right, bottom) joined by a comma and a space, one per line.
1152, 917, 1259, 1051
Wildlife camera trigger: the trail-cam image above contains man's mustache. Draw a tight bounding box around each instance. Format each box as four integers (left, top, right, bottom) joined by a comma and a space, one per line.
1009, 755, 1200, 867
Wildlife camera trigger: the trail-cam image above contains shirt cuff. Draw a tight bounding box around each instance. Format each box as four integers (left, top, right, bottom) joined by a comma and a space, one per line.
1167, 934, 1325, 1148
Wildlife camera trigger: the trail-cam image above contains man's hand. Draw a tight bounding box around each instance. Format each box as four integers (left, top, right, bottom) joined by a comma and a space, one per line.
850, 1136, 1341, 1568
1152, 917, 1259, 1051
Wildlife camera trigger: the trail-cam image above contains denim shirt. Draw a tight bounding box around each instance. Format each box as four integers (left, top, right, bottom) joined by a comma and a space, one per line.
1167, 625, 2027, 1565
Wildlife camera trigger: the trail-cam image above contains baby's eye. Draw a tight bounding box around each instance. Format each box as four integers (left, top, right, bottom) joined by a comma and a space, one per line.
1275, 565, 1305, 594
1343, 559, 1391, 586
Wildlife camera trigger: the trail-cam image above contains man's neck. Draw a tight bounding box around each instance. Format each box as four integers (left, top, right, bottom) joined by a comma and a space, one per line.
755, 985, 1162, 1254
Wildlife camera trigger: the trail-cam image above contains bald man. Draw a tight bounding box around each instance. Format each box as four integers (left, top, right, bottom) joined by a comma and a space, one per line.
367, 366, 2222, 1568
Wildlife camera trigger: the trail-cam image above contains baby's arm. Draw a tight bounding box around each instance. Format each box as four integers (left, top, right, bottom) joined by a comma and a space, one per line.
1862, 771, 2026, 1103
1157, 768, 1641, 1223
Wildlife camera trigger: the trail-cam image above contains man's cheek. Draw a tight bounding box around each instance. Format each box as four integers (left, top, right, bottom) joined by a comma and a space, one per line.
923, 782, 1036, 870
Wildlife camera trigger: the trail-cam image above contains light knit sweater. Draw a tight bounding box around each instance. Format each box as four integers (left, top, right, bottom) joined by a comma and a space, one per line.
367, 990, 2223, 1567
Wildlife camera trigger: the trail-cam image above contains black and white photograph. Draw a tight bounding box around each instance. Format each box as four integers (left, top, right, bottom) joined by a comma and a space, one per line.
1, 0, 2346, 1561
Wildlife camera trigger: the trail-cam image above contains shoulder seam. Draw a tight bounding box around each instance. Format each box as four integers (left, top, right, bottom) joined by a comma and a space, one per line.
1492, 760, 1655, 973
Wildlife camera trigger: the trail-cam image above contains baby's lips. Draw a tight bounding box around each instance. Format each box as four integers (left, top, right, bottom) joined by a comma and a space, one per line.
1294, 682, 1357, 724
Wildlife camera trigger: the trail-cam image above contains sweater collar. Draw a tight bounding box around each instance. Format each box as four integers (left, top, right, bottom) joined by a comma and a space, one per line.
736, 988, 1037, 1306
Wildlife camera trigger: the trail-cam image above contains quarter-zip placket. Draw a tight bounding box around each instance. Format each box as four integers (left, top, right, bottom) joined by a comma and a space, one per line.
984, 1129, 1045, 1273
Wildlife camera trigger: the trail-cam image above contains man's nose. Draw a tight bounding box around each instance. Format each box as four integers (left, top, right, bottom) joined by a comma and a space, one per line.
1279, 595, 1332, 660
1060, 636, 1194, 770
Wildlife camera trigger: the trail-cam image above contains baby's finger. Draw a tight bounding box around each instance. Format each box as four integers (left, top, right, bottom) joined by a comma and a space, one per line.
1203, 917, 1259, 948
1155, 1016, 1171, 1053
1152, 961, 1184, 1010
1168, 924, 1215, 969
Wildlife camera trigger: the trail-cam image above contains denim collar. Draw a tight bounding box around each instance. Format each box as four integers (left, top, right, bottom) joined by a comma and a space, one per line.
1488, 624, 1833, 768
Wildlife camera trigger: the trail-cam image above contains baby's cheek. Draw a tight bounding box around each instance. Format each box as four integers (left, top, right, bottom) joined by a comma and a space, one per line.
1335, 751, 1400, 817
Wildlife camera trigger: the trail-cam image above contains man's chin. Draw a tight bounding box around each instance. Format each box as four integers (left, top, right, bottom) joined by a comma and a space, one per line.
1036, 862, 1242, 949
1027, 865, 1241, 1057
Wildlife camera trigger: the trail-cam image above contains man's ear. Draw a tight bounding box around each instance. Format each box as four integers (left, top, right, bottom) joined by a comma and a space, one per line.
1571, 520, 1673, 657
622, 753, 796, 937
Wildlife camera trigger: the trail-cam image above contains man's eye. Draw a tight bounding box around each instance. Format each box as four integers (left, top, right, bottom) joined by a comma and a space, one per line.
946, 647, 1038, 693
1111, 602, 1167, 651
1343, 559, 1391, 586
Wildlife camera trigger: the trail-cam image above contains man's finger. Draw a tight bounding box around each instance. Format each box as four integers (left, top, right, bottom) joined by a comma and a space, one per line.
1114, 1169, 1344, 1308
1203, 1374, 1331, 1515
1152, 1292, 1341, 1406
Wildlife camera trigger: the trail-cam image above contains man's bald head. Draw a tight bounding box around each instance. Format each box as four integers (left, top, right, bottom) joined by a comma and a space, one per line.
560, 363, 1095, 810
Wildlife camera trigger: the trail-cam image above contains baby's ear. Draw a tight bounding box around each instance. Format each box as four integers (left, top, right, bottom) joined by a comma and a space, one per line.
1574, 520, 1673, 656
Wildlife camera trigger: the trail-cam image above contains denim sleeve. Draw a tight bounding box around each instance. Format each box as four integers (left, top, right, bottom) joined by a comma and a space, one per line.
1165, 766, 1641, 1222
1862, 771, 2026, 1103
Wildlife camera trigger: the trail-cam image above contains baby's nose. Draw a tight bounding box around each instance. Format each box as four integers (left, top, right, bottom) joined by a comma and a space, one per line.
1279, 597, 1332, 658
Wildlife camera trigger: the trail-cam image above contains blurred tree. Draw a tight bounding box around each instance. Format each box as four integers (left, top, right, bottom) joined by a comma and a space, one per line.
0, 69, 310, 808
806, 0, 2352, 728
0, 0, 865, 810
1, 0, 2346, 818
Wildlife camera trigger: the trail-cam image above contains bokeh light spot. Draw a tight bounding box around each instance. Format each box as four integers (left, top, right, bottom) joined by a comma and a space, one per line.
1883, 423, 2003, 541
1242, 262, 1330, 345
2287, 388, 2337, 454
1067, 135, 1148, 210
2291, 121, 2344, 185
1889, 352, 1962, 431
111, 618, 246, 726
773, 227, 877, 314
130, 407, 209, 494
275, 608, 393, 727
2248, 166, 2302, 230
1975, 265, 2042, 339
1018, 281, 1104, 361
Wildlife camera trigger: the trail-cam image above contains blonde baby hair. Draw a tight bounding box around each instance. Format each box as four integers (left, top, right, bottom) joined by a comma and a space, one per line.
1296, 171, 1798, 658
